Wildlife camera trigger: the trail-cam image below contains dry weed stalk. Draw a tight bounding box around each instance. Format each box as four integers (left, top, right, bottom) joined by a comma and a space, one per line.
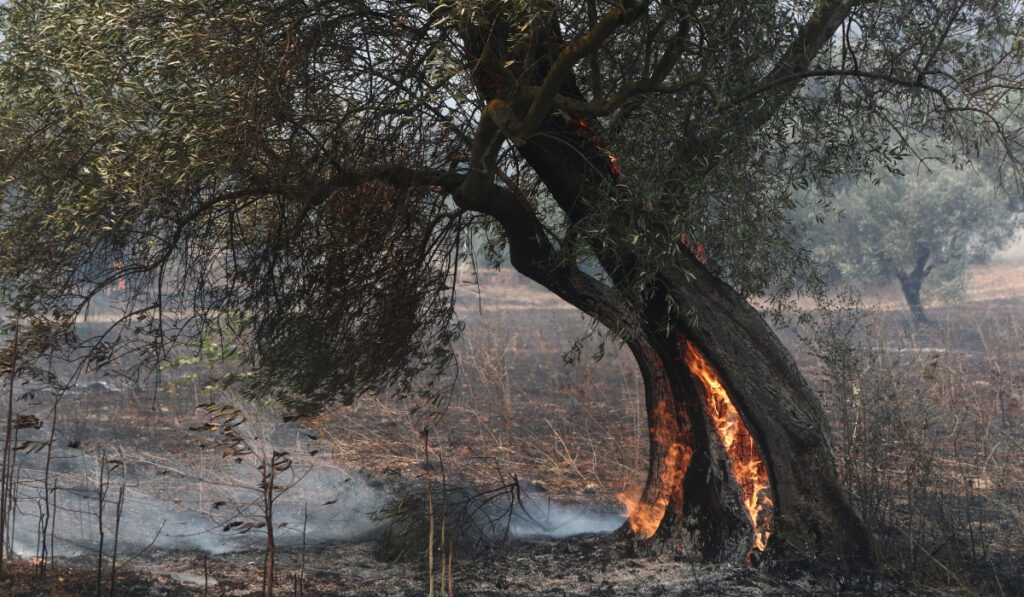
424, 430, 434, 597
0, 321, 17, 577
192, 402, 299, 597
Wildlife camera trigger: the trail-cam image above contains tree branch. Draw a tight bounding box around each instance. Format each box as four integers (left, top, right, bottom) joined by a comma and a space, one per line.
552, 76, 719, 117
512, 1, 651, 139
735, 0, 857, 132
724, 68, 948, 110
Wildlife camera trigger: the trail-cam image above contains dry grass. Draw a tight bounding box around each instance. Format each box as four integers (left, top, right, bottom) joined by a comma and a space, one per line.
795, 291, 1024, 594
2, 258, 1024, 594
321, 303, 647, 510
322, 261, 1024, 592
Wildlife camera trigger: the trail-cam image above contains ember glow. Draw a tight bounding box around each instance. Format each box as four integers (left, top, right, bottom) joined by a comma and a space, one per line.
617, 401, 691, 538
680, 337, 773, 552
568, 114, 625, 183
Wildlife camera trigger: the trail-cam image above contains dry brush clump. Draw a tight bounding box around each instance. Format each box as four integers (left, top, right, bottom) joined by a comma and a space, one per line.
802, 303, 1024, 594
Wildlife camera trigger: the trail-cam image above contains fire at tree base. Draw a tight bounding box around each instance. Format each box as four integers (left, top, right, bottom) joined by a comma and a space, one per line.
617, 336, 776, 563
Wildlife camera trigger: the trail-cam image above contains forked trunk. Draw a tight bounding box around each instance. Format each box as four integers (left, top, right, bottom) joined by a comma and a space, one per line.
623, 256, 875, 565
507, 247, 876, 565
622, 332, 754, 562
502, 142, 876, 564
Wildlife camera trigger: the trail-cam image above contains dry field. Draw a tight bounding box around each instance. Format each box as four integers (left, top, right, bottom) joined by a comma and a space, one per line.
0, 254, 1023, 595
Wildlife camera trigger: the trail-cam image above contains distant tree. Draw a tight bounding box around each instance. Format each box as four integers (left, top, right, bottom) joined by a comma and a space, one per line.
808, 162, 1018, 324
0, 0, 1022, 566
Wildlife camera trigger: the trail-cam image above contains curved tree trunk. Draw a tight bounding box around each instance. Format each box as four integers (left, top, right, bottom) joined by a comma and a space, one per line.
899, 277, 929, 325
653, 256, 876, 564
509, 131, 875, 565
456, 3, 875, 568
509, 247, 875, 565
508, 130, 875, 564
485, 119, 877, 566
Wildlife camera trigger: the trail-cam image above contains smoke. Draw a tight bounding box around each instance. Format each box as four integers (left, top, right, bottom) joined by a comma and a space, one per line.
6, 446, 384, 558
3, 378, 624, 560
8, 456, 623, 561
510, 491, 624, 538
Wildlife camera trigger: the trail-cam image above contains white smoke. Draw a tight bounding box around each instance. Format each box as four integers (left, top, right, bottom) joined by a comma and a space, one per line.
510, 490, 624, 538
6, 447, 385, 558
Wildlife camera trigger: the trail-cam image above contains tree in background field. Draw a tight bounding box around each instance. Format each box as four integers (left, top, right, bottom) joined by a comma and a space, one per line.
807, 162, 1019, 324
0, 0, 1022, 567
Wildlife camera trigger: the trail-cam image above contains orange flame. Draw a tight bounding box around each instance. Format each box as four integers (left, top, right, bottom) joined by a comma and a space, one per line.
568, 114, 625, 183
570, 114, 766, 551
617, 401, 691, 538
679, 233, 707, 264
680, 336, 773, 552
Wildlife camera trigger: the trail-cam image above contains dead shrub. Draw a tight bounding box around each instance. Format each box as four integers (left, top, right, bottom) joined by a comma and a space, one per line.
370, 473, 521, 563
803, 304, 1024, 594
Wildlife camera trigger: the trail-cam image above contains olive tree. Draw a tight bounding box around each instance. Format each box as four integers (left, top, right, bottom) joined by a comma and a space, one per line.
0, 0, 1022, 566
808, 162, 1019, 324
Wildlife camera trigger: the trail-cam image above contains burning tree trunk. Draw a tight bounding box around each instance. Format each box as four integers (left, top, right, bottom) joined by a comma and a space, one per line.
619, 259, 876, 564
617, 331, 757, 562
457, 6, 875, 567
513, 110, 874, 564
498, 127, 873, 564
505, 242, 875, 564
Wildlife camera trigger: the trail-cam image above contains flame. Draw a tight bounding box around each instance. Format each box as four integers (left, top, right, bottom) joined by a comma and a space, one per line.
569, 113, 766, 551
679, 233, 707, 264
617, 401, 691, 538
568, 114, 625, 183
680, 336, 773, 552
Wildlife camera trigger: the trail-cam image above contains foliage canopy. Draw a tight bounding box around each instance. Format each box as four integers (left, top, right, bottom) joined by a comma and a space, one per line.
0, 0, 1021, 412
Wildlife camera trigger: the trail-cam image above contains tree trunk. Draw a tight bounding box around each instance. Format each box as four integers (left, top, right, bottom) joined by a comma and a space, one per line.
499, 234, 875, 565
896, 252, 931, 325
510, 132, 875, 564
899, 277, 928, 325
509, 133, 875, 564
486, 126, 877, 565
650, 256, 876, 565
625, 331, 754, 562
457, 5, 875, 568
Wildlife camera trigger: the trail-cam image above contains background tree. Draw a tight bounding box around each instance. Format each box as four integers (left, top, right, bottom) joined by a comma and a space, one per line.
0, 0, 1022, 566
806, 161, 1019, 324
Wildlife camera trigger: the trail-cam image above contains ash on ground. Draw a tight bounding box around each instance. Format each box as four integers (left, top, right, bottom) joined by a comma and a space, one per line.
30, 533, 952, 596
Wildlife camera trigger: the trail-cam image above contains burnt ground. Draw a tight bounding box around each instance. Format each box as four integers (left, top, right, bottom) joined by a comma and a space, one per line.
0, 533, 946, 596
0, 258, 1023, 595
